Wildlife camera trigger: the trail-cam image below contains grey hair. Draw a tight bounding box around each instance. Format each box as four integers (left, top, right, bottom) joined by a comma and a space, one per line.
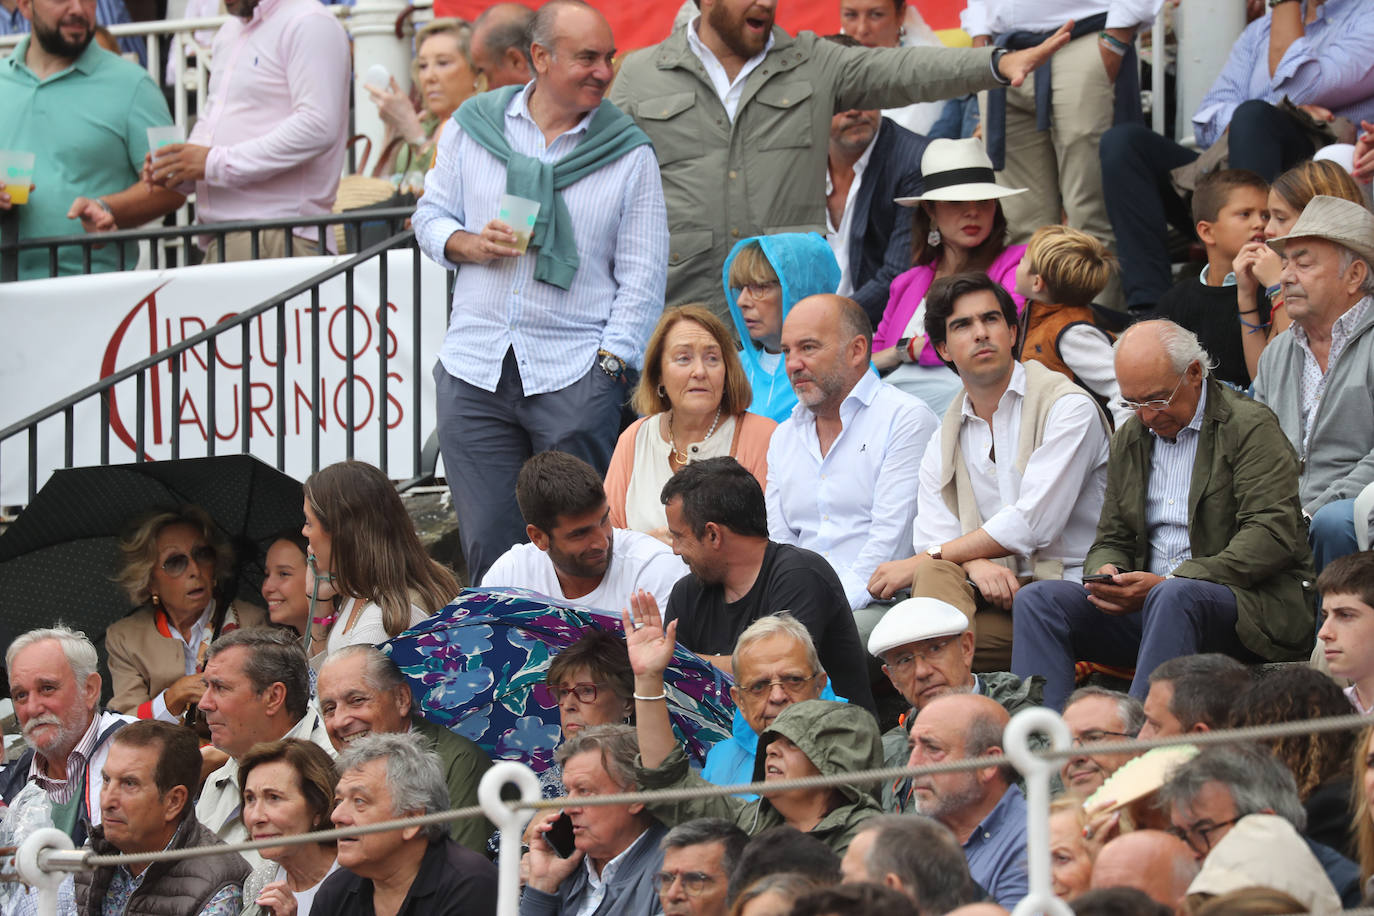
336, 731, 450, 841
205, 627, 311, 722
859, 815, 976, 914
555, 723, 639, 790
1064, 686, 1146, 737
1156, 744, 1307, 831
963, 704, 1016, 785
525, 0, 597, 65
1115, 319, 1218, 379
731, 613, 824, 682
325, 644, 410, 695
661, 818, 750, 875
6, 626, 99, 688
1337, 247, 1374, 296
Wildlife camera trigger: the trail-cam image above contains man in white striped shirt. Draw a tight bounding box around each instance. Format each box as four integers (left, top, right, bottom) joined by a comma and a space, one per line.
1011, 320, 1316, 709
414, 0, 668, 584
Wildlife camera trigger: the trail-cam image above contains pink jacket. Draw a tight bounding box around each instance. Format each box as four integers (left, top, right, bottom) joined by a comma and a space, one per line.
874, 244, 1028, 366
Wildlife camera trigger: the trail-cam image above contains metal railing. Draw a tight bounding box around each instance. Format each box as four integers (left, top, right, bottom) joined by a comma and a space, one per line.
0, 208, 434, 503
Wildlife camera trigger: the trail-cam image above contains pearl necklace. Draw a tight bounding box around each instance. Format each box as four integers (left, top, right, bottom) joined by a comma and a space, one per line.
668, 406, 722, 464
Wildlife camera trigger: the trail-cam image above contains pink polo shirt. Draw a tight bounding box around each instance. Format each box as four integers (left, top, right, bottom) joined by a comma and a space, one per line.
187, 0, 350, 243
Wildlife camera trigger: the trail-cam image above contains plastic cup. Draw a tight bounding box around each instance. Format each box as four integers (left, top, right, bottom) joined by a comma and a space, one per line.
498, 193, 540, 254
0, 150, 35, 205
146, 125, 186, 154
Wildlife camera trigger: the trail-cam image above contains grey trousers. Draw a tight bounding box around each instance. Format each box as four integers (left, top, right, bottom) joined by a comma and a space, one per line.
434, 351, 626, 585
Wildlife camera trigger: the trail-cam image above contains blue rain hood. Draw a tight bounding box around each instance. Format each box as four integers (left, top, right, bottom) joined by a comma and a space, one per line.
724, 233, 841, 422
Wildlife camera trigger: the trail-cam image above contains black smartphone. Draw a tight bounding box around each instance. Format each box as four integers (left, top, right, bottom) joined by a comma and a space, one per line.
1082, 573, 1117, 584
545, 811, 577, 859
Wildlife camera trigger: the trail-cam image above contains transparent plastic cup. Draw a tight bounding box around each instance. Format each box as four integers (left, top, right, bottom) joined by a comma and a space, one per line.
0, 150, 35, 205
498, 193, 540, 254
146, 125, 186, 155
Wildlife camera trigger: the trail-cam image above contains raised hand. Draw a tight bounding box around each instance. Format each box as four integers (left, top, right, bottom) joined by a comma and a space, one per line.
623, 590, 677, 681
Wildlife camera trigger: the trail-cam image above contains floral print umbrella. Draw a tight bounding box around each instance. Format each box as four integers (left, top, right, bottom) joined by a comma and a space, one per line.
382, 587, 735, 774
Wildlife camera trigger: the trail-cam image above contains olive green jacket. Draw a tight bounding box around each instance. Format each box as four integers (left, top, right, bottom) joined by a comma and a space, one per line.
1086, 377, 1316, 661
608, 26, 1002, 316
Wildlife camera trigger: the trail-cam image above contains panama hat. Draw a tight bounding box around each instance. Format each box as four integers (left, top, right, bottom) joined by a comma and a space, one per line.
1267, 194, 1374, 264
895, 138, 1027, 206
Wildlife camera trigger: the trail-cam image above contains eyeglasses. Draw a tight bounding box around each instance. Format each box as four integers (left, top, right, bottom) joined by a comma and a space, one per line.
534, 682, 607, 706
739, 672, 820, 699
731, 281, 779, 299
652, 871, 718, 895
1070, 729, 1135, 748
1114, 369, 1189, 413
883, 637, 957, 674
1168, 815, 1242, 856
160, 545, 217, 577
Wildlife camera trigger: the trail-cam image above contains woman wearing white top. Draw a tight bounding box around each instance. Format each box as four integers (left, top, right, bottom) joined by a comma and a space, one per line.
302, 461, 459, 661
239, 739, 340, 916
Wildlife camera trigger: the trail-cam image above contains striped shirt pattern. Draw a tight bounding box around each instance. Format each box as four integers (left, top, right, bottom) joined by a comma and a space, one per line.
1143, 383, 1208, 577
413, 83, 668, 396
1290, 296, 1371, 455
28, 709, 104, 804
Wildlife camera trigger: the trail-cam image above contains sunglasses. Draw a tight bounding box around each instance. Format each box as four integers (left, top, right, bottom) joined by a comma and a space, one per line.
161, 545, 217, 577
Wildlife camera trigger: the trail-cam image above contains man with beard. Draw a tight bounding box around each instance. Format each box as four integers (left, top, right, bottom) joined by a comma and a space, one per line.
414, 0, 667, 587
608, 0, 1071, 317
821, 35, 929, 328
765, 294, 938, 644
0, 0, 183, 279
482, 450, 686, 610
140, 0, 349, 262
901, 693, 1027, 908
0, 627, 133, 844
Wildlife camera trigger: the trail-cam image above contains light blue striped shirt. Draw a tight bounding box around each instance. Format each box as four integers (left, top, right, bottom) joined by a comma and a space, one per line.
1144, 383, 1208, 577
414, 83, 668, 395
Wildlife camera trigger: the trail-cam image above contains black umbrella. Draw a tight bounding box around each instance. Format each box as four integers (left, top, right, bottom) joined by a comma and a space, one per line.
0, 455, 305, 655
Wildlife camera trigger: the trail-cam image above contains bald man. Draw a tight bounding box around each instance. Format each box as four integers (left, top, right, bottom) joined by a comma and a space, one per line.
1091, 831, 1198, 914
766, 294, 939, 643
469, 3, 532, 89
1011, 319, 1316, 708
901, 694, 1028, 908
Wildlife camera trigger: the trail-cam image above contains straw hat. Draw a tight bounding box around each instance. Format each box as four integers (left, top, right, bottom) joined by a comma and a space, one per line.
1267, 194, 1374, 263
895, 138, 1027, 206
866, 596, 968, 658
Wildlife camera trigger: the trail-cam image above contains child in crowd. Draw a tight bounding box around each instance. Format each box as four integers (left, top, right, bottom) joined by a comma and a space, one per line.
1154, 169, 1271, 389
1014, 225, 1130, 428
1316, 551, 1374, 715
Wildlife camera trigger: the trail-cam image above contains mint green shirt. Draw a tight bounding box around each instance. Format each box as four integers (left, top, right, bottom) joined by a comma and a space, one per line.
0, 37, 172, 279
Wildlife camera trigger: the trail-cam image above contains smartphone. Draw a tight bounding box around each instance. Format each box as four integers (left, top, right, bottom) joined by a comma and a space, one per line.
1082, 573, 1117, 585
545, 811, 577, 859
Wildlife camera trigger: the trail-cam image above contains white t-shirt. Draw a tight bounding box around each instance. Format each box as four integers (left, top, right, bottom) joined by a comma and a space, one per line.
481, 528, 687, 613
267, 861, 340, 916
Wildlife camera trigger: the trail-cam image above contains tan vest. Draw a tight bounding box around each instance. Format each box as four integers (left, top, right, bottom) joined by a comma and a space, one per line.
937, 360, 1109, 580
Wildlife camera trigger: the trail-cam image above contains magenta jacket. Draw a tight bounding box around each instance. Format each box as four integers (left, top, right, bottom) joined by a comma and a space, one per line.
874, 244, 1028, 366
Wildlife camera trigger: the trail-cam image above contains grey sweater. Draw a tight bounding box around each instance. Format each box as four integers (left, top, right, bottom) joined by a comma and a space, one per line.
1253, 298, 1374, 515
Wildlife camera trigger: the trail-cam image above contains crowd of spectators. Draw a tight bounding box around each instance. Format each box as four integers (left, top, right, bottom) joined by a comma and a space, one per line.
5, 0, 1374, 914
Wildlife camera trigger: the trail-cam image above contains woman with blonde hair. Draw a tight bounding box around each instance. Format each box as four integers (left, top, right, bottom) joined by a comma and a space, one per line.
302, 461, 459, 660
1350, 724, 1374, 898
604, 305, 775, 541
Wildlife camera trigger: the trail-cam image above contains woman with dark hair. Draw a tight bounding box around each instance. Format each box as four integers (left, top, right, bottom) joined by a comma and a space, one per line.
872, 138, 1028, 415
239, 738, 340, 916
1231, 665, 1357, 858
107, 505, 266, 720
262, 530, 311, 637
302, 461, 459, 661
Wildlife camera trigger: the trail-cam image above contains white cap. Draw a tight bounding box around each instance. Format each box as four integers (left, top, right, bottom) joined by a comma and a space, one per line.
866, 596, 969, 658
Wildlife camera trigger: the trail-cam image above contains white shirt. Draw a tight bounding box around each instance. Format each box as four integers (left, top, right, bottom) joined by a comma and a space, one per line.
622, 414, 740, 534
684, 15, 774, 121
767, 371, 938, 609
480, 528, 687, 613
324, 598, 427, 656
1144, 383, 1208, 577
1055, 325, 1132, 428
148, 600, 217, 722
910, 362, 1110, 580
825, 135, 878, 297
961, 0, 1163, 36
266, 861, 338, 916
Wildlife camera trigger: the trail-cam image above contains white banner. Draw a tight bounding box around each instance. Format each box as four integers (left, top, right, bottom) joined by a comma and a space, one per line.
0, 252, 451, 505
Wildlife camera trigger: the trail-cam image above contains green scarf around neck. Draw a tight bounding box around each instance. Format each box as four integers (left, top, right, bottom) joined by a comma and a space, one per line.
454, 84, 653, 290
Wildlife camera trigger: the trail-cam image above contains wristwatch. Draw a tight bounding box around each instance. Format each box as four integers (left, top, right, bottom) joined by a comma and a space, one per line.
597, 349, 627, 379
925, 544, 943, 561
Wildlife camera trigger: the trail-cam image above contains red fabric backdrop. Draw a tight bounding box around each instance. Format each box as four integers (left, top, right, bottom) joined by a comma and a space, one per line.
432, 1, 967, 51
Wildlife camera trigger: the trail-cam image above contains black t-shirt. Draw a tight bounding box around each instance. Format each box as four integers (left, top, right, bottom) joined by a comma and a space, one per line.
665, 541, 875, 712
1155, 276, 1270, 388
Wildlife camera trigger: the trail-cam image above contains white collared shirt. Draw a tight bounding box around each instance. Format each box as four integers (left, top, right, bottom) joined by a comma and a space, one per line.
1144, 382, 1209, 576
148, 599, 217, 722
766, 371, 938, 609
572, 828, 651, 916
961, 0, 1162, 36
825, 133, 878, 297
683, 15, 774, 121
910, 362, 1109, 579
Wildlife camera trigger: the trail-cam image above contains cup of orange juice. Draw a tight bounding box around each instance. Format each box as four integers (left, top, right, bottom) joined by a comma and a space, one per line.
0, 150, 35, 205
